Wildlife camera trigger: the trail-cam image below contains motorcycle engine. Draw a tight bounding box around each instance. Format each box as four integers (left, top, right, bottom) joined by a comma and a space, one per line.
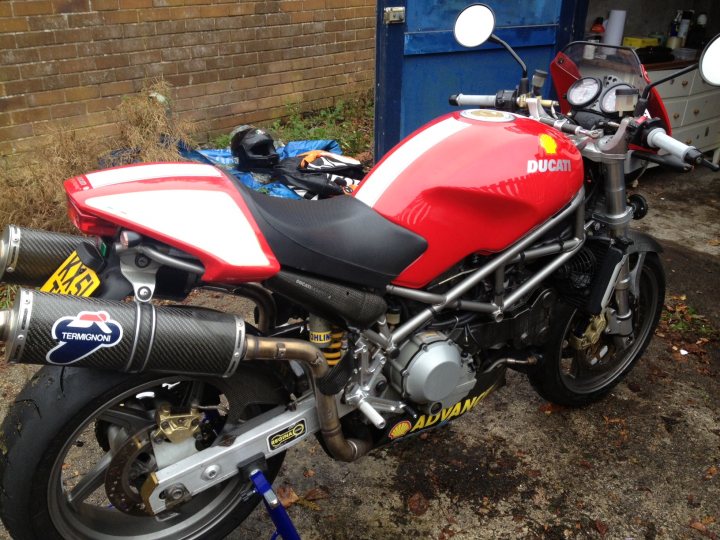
388, 331, 476, 413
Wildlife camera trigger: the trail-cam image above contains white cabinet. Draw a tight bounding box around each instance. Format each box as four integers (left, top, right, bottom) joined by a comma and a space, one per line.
648, 67, 720, 163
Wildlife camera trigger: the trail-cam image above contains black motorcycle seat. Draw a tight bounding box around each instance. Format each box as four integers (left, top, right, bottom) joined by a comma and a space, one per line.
239, 185, 427, 288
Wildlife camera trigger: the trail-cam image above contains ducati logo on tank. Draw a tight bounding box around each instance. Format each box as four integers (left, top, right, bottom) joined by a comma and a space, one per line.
527, 133, 571, 174
47, 311, 123, 365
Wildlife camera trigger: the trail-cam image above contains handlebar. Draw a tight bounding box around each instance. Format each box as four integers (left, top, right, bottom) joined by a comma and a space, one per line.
449, 94, 496, 107
646, 127, 720, 171
449, 93, 559, 111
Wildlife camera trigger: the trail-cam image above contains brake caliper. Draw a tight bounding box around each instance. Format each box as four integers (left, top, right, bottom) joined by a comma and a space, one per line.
153, 404, 203, 444
569, 313, 607, 350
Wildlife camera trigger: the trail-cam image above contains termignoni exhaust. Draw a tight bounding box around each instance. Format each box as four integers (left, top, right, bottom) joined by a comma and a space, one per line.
0, 289, 246, 375
0, 289, 372, 462
0, 225, 95, 287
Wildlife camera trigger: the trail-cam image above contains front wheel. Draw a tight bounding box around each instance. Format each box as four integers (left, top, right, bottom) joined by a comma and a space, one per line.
0, 366, 287, 540
529, 252, 665, 407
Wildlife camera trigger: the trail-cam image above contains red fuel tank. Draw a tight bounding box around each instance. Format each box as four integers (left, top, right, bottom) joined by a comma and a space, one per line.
354, 110, 583, 288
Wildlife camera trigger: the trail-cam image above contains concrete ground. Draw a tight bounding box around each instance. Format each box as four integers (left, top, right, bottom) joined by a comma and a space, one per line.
0, 165, 717, 539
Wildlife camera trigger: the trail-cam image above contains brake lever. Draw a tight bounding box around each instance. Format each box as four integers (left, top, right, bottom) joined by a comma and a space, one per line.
633, 150, 692, 173
700, 158, 720, 172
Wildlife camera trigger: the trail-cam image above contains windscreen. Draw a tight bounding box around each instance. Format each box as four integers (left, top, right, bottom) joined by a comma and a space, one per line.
554, 42, 648, 95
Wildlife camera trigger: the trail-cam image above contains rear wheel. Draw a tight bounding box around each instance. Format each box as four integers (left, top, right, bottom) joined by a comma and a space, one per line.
0, 366, 287, 540
529, 252, 664, 407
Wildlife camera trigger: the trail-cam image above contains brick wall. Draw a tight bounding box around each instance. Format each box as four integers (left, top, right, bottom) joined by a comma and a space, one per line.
0, 0, 376, 157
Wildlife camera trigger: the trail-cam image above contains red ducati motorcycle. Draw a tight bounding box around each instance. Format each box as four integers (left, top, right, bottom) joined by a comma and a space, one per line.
1, 5, 719, 539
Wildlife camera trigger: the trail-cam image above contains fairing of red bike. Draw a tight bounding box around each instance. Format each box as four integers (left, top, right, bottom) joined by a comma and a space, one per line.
355, 110, 583, 288
64, 162, 280, 283
550, 51, 672, 135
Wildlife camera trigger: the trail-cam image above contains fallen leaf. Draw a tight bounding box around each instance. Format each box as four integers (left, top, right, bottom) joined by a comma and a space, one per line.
304, 487, 330, 501
706, 466, 718, 480
538, 402, 565, 415
595, 519, 609, 537
276, 485, 299, 508
690, 520, 718, 539
438, 525, 457, 540
407, 492, 429, 516
295, 498, 321, 511
303, 469, 316, 478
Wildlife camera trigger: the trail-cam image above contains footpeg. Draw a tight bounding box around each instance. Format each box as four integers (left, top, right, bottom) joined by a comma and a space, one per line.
357, 399, 386, 429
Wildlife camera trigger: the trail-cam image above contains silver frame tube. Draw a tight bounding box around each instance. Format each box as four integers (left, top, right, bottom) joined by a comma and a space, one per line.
388, 188, 585, 343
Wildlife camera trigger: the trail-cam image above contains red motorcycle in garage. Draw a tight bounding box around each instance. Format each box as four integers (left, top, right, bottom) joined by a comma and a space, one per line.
0, 5, 718, 539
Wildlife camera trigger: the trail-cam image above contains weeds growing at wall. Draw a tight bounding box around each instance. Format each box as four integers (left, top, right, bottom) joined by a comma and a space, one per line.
267, 91, 374, 163
0, 80, 193, 233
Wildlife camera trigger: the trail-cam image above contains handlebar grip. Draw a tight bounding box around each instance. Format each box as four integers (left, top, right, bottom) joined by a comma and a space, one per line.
646, 128, 698, 164
449, 93, 497, 108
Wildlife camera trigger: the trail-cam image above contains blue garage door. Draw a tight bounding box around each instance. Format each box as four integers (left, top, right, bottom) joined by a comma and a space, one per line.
374, 0, 589, 159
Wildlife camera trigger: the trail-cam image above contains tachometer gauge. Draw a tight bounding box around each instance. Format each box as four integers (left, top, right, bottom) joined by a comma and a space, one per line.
566, 77, 602, 108
600, 83, 634, 113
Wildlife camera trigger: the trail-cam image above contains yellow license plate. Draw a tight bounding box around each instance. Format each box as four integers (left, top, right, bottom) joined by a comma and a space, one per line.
41, 251, 100, 297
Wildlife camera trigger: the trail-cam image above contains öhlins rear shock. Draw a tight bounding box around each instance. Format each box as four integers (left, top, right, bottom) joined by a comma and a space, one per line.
308, 314, 346, 366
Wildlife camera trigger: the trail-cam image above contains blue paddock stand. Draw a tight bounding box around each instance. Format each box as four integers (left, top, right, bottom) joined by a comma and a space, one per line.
249, 469, 301, 540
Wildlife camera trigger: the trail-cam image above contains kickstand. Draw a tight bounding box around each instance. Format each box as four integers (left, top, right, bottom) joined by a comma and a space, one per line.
249, 469, 301, 540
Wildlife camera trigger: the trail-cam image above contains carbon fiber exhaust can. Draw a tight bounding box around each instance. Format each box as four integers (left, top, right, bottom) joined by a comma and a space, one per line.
0, 225, 96, 287
0, 289, 246, 376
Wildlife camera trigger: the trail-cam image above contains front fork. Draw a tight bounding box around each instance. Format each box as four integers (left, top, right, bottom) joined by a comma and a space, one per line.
598, 158, 635, 337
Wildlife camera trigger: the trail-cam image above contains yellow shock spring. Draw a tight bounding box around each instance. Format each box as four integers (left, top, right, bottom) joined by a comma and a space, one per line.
322, 330, 345, 366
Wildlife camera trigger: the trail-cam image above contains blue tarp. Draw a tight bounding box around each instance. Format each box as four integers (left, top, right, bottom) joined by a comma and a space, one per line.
180, 139, 343, 199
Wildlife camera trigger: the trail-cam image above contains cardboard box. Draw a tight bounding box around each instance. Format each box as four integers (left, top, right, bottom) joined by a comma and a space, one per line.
622, 36, 661, 48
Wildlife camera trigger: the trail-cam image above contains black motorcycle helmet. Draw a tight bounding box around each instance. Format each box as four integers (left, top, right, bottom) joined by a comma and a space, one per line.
230, 126, 279, 170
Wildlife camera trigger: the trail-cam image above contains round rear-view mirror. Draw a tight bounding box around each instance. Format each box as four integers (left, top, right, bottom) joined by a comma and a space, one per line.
699, 34, 720, 86
454, 4, 496, 48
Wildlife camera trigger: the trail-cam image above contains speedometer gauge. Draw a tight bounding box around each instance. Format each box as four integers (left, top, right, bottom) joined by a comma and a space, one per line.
566, 77, 602, 108
600, 83, 634, 113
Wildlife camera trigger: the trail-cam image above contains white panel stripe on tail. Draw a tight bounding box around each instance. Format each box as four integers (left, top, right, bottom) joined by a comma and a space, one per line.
86, 190, 269, 267
86, 163, 223, 188
355, 117, 471, 208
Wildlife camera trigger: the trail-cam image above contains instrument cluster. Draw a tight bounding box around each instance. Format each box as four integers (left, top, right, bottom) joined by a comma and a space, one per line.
566, 76, 636, 114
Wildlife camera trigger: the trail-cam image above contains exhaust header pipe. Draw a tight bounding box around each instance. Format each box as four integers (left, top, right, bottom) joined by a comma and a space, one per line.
0, 225, 96, 287
0, 289, 371, 462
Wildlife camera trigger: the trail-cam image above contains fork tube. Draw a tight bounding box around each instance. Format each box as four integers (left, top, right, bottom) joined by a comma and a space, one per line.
604, 160, 629, 235
604, 159, 632, 318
